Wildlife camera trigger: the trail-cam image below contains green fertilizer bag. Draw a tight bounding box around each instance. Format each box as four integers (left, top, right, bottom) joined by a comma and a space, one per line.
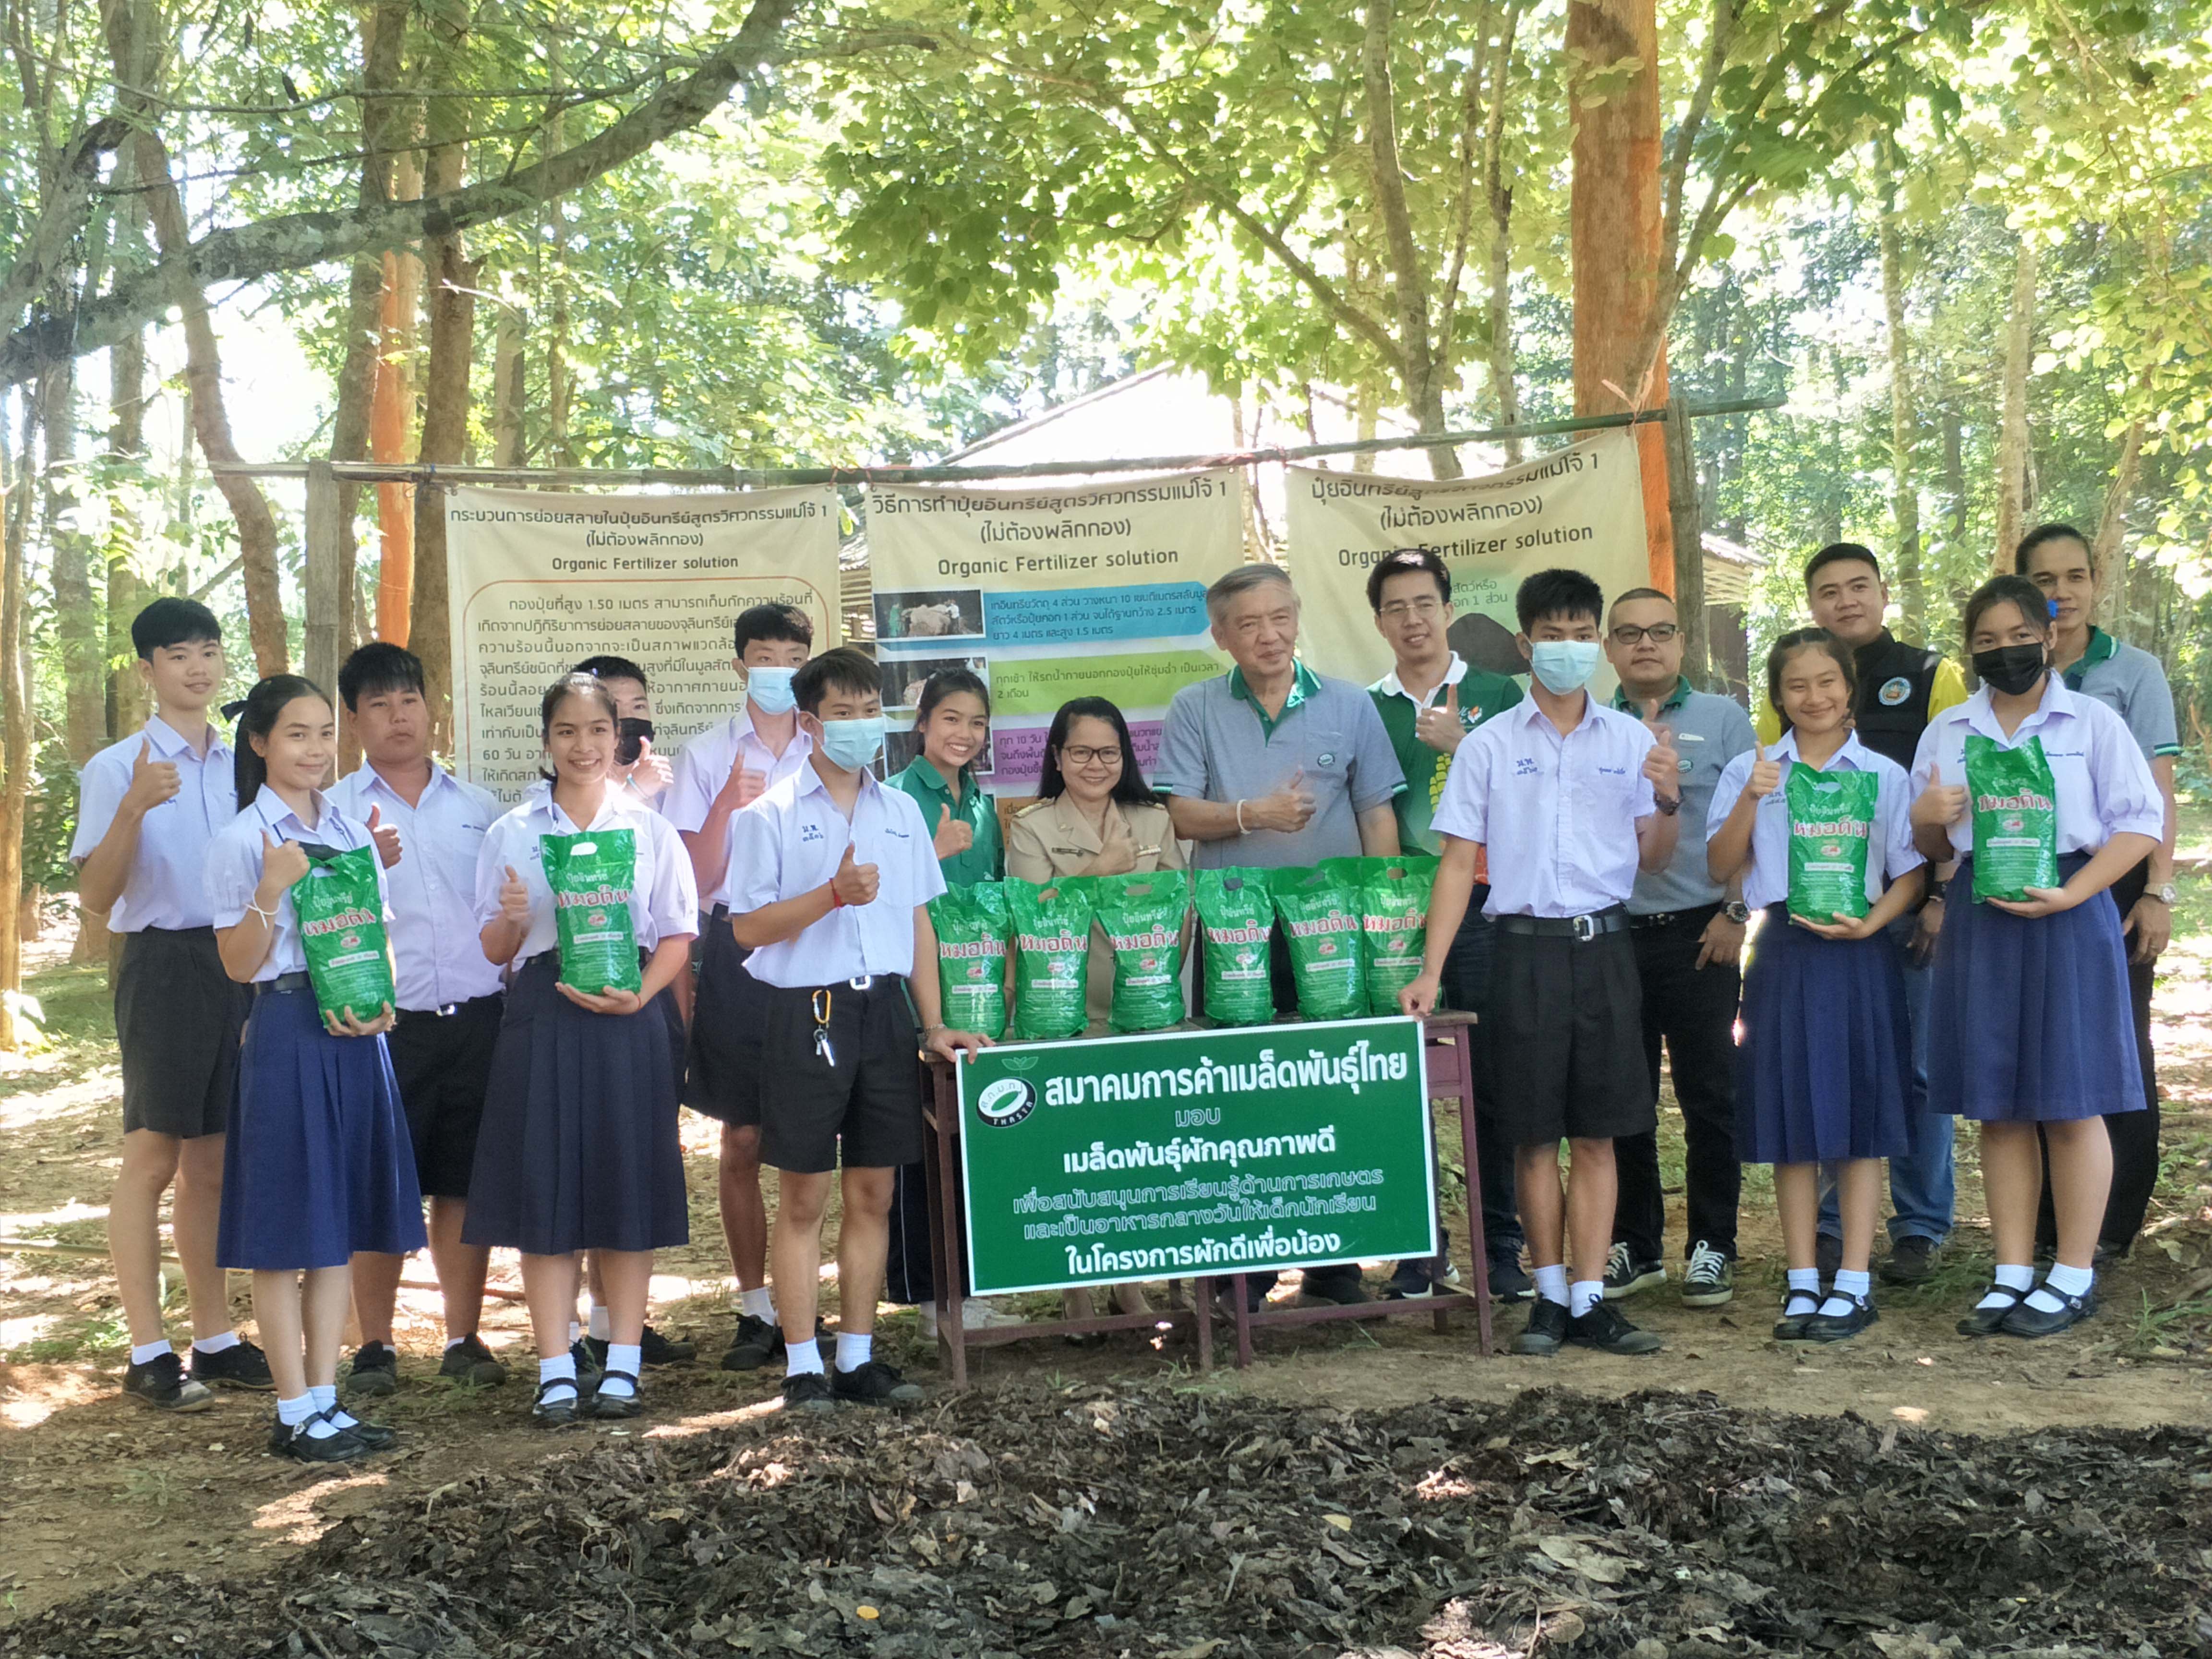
1358, 854, 1436, 1015
1964, 734, 2061, 902
291, 845, 396, 1025
541, 829, 642, 995
1269, 861, 1366, 1022
1784, 765, 1880, 922
1093, 869, 1189, 1034
927, 882, 1010, 1040
1007, 876, 1094, 1041
1193, 868, 1276, 1027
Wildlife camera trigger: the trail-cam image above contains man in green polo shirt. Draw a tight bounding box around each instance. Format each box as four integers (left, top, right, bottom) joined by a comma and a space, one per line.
1365, 548, 1531, 1306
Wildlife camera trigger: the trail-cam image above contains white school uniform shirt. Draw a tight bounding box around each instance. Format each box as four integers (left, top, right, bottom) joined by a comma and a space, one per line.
204, 786, 385, 982
69, 718, 240, 931
1910, 676, 2162, 861
472, 784, 699, 963
729, 761, 947, 988
663, 709, 815, 908
1432, 694, 1657, 918
328, 764, 507, 1010
1709, 730, 1923, 912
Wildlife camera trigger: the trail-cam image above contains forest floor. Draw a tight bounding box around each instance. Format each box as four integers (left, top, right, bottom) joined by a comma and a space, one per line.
2, 808, 2209, 1655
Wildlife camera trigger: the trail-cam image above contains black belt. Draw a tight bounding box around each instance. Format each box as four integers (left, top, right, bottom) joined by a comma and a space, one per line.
256, 971, 313, 997
1494, 907, 1630, 942
773, 972, 906, 996
1629, 901, 1723, 931
396, 993, 500, 1022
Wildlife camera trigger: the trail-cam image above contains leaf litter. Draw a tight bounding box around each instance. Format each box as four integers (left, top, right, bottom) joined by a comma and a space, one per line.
4, 1386, 2207, 1658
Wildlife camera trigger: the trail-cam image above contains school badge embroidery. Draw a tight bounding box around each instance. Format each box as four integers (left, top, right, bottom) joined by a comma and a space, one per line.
1878, 676, 1913, 707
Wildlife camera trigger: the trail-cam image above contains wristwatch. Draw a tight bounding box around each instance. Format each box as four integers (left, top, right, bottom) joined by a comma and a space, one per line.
2154, 883, 2177, 905
1653, 793, 1682, 816
1724, 901, 1751, 925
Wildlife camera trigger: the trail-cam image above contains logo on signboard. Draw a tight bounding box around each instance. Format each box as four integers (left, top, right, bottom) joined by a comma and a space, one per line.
1878, 676, 1913, 707
975, 1077, 1036, 1128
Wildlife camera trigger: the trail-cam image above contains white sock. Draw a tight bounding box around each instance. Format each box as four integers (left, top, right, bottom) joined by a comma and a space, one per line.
1979, 1262, 2035, 1310
1533, 1264, 1570, 1308
784, 1339, 826, 1378
192, 1331, 240, 1356
597, 1344, 641, 1397
739, 1286, 775, 1321
308, 1382, 360, 1429
537, 1355, 578, 1403
835, 1332, 873, 1373
276, 1393, 316, 1426
1784, 1268, 1821, 1311
2026, 1261, 2094, 1313
1569, 1280, 1603, 1319
444, 1335, 468, 1352
588, 1305, 612, 1342
131, 1339, 173, 1367
1819, 1268, 1872, 1319
567, 1320, 582, 1346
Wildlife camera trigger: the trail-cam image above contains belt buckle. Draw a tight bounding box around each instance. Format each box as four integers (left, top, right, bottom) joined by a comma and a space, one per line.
1572, 913, 1598, 944
848, 974, 873, 991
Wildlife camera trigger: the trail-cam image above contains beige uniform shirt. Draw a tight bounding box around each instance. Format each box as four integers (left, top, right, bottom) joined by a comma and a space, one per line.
1005, 796, 1184, 1026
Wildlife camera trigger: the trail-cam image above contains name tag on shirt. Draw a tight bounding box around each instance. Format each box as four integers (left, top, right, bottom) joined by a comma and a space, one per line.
802, 822, 825, 843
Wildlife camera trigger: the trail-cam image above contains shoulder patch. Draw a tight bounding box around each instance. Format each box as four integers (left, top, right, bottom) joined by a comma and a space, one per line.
1877, 675, 1914, 707
1012, 800, 1052, 817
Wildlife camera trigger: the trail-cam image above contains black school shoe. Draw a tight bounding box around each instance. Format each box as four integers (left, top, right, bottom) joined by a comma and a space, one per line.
438, 1334, 509, 1386
1295, 1266, 1370, 1307
343, 1341, 399, 1396
1956, 1283, 2029, 1336
532, 1379, 584, 1427
590, 1371, 645, 1419
2000, 1285, 2096, 1339
1566, 1301, 1663, 1355
585, 1325, 695, 1369
124, 1350, 214, 1412
190, 1338, 274, 1391
831, 1360, 925, 1407
1801, 1292, 1879, 1343
1488, 1253, 1536, 1304
778, 1371, 837, 1414
328, 1409, 397, 1450
1771, 1290, 1824, 1343
1877, 1236, 1940, 1287
568, 1339, 603, 1395
721, 1314, 784, 1371
268, 1412, 368, 1464
1512, 1299, 1569, 1356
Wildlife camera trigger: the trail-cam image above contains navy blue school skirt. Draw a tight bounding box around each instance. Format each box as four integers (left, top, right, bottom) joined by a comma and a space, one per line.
1735, 906, 1916, 1166
1928, 853, 2144, 1125
216, 983, 427, 1271
461, 954, 689, 1256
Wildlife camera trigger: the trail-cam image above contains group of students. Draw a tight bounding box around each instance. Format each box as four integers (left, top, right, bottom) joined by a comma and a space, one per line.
79, 515, 2178, 1455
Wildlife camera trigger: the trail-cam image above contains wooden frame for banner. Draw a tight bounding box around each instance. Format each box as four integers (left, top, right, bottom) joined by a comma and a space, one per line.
919, 1011, 1493, 1387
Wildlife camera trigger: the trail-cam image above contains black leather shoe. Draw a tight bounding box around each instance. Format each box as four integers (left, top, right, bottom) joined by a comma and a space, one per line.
1802, 1292, 1878, 1343
268, 1413, 367, 1464
590, 1371, 644, 1418
1877, 1235, 1939, 1286
1772, 1290, 1824, 1342
330, 1410, 397, 1450
1512, 1299, 1569, 1356
191, 1338, 275, 1391
532, 1379, 584, 1426
1999, 1285, 2095, 1338
1956, 1283, 2029, 1336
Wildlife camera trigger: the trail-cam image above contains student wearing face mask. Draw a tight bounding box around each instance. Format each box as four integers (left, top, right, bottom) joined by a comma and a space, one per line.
1911, 576, 2160, 1338
573, 656, 673, 806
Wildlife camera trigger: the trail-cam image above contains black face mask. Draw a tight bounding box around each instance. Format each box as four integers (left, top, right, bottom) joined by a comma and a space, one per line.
615, 717, 655, 767
1972, 643, 2047, 697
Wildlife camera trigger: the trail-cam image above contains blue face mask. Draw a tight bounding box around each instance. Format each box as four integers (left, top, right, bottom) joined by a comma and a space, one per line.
1527, 639, 1602, 696
746, 665, 797, 715
817, 716, 887, 771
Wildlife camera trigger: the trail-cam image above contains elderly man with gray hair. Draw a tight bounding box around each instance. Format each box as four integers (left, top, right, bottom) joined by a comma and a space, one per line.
1154, 562, 1405, 1309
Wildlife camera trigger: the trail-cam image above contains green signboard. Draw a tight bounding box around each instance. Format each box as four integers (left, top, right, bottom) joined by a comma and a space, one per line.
956, 1017, 1436, 1296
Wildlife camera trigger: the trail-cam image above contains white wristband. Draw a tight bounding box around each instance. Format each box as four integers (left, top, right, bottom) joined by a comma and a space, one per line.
1235, 799, 1248, 834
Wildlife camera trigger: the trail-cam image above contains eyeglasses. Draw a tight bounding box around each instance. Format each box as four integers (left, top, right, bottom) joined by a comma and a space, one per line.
1059, 745, 1122, 768
1377, 598, 1443, 622
1609, 623, 1680, 645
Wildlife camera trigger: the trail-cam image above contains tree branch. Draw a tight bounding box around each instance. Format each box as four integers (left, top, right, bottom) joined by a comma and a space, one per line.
0, 116, 130, 334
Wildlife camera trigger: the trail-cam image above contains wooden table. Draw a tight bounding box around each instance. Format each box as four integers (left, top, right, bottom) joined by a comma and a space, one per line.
920, 1012, 1494, 1386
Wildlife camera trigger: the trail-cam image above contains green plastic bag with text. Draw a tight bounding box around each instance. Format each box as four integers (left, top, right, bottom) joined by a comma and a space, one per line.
292, 845, 396, 1025
1193, 868, 1276, 1027
1784, 765, 1879, 922
542, 829, 643, 995
928, 882, 1010, 1041
1270, 861, 1366, 1021
1358, 854, 1436, 1015
1964, 734, 2060, 902
1008, 876, 1094, 1041
1093, 869, 1189, 1034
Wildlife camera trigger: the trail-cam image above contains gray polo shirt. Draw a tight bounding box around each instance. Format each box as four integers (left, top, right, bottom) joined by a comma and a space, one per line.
1155, 662, 1405, 869
2065, 627, 2181, 764
1609, 677, 1756, 915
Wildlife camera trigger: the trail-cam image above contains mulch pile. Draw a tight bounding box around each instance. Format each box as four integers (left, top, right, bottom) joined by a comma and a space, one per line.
8, 1386, 2209, 1658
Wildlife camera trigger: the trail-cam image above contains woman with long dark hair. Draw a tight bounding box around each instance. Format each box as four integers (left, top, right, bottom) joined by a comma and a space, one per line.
887, 668, 1002, 884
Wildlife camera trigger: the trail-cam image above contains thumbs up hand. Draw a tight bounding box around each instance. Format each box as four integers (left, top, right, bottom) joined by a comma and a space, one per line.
1639, 699, 1683, 804
258, 830, 310, 895
1251, 767, 1316, 835
1414, 682, 1466, 755
498, 864, 533, 925
831, 842, 880, 907
124, 737, 181, 814
1743, 741, 1783, 801
367, 804, 404, 869
931, 801, 974, 860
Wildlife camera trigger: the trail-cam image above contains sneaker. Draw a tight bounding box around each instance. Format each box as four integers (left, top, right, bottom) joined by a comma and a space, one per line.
343, 1341, 400, 1396
1296, 1267, 1370, 1307
1566, 1301, 1664, 1355
1487, 1254, 1536, 1304
721, 1313, 786, 1371
1601, 1242, 1667, 1301
1512, 1299, 1569, 1356
831, 1360, 925, 1407
124, 1350, 214, 1412
1801, 1291, 1879, 1343
1876, 1236, 1939, 1287
1681, 1242, 1734, 1308
779, 1371, 837, 1414
586, 1325, 695, 1369
190, 1338, 275, 1391
1815, 1234, 1843, 1277
437, 1334, 509, 1387
1383, 1259, 1435, 1300
268, 1412, 367, 1464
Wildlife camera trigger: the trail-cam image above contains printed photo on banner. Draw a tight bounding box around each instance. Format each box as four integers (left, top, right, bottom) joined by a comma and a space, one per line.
875, 588, 985, 641
883, 653, 990, 712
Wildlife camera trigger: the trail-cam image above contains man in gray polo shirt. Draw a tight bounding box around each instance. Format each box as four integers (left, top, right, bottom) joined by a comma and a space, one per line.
1155, 562, 1404, 1307
1599, 588, 1755, 1310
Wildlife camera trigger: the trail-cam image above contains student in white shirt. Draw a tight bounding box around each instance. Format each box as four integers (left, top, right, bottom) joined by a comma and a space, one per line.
727, 648, 989, 1413
327, 643, 510, 1395
1400, 568, 1681, 1359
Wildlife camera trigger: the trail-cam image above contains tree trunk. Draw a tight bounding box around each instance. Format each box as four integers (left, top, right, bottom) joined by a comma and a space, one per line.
1568, 0, 1672, 589
1876, 143, 1923, 644
106, 335, 150, 738
1993, 236, 2038, 571
0, 394, 34, 1048
1481, 2, 1524, 463
2091, 419, 2146, 634
411, 74, 474, 752
41, 354, 106, 761
373, 148, 424, 646
492, 303, 526, 466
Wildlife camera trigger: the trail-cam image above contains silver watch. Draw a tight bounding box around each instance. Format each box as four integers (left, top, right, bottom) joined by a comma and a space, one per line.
2154, 883, 2177, 905
1724, 901, 1751, 925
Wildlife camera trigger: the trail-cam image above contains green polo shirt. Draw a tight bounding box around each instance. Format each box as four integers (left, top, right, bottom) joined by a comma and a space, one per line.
1227, 660, 1321, 739
887, 756, 1003, 885
1367, 656, 1524, 857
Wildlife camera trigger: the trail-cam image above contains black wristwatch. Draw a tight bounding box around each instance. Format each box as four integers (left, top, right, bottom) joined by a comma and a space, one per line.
1724, 901, 1751, 925
1653, 793, 1682, 816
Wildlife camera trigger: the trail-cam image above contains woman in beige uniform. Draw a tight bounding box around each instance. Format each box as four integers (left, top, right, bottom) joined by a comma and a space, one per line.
1007, 696, 1184, 1328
